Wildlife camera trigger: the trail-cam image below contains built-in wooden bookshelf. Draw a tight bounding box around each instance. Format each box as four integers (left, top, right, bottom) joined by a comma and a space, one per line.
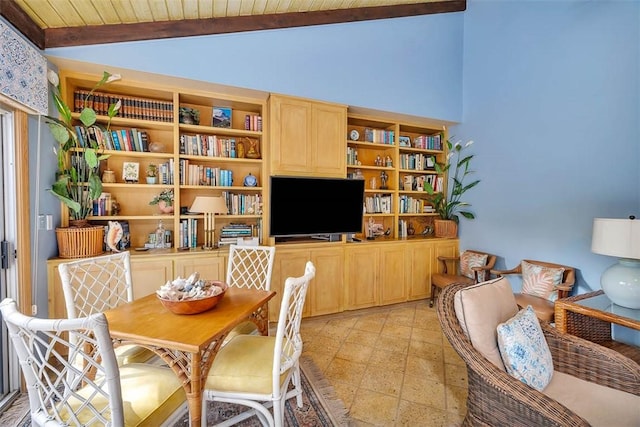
346, 114, 448, 240
58, 70, 267, 250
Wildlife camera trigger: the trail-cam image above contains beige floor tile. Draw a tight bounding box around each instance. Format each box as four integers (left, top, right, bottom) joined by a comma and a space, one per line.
331, 380, 359, 409
369, 348, 407, 372
377, 334, 410, 355
325, 357, 367, 386
401, 375, 446, 408
359, 363, 404, 397
444, 363, 468, 389
335, 341, 374, 364
345, 328, 380, 347
320, 323, 353, 341
444, 384, 468, 414
350, 388, 399, 426
380, 323, 413, 340
353, 316, 387, 333
396, 399, 449, 426
409, 339, 444, 362
405, 354, 445, 383
411, 326, 444, 345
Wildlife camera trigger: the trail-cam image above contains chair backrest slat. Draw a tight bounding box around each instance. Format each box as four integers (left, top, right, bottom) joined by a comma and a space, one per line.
226, 245, 276, 291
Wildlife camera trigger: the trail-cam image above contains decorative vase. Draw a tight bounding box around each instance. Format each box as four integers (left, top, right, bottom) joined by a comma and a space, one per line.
434, 219, 458, 238
55, 220, 105, 259
146, 177, 157, 184
158, 201, 174, 214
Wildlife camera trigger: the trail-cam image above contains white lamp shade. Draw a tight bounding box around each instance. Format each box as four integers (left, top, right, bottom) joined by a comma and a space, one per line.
591, 218, 640, 259
189, 196, 227, 214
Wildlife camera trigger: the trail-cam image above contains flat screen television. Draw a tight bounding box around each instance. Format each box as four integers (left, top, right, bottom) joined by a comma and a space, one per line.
269, 176, 365, 238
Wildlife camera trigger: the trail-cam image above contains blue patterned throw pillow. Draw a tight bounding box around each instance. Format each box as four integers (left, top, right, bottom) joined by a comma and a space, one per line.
497, 305, 554, 391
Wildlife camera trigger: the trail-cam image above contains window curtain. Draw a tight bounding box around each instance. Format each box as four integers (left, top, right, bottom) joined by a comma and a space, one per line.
0, 20, 47, 115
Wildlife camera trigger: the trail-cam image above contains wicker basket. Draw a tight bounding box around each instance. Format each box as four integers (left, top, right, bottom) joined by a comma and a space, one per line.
56, 225, 105, 259
434, 219, 458, 238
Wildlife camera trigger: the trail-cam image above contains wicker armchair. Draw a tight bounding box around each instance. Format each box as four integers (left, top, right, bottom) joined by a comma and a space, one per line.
437, 282, 640, 426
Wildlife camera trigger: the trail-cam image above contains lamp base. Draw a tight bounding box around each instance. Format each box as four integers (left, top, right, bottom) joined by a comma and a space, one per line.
600, 258, 640, 309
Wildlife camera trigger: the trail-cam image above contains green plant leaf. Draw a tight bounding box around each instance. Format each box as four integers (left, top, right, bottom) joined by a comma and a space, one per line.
79, 108, 97, 127
47, 122, 71, 145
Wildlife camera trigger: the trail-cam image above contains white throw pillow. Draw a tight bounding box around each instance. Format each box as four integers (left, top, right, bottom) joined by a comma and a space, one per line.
497, 305, 554, 391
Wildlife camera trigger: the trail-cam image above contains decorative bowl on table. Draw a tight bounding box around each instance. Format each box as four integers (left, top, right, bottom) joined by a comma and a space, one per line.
156, 273, 228, 315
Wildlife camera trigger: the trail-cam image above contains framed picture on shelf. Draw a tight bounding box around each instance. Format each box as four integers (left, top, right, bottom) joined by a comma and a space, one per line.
212, 107, 232, 128
122, 162, 139, 183
399, 136, 411, 147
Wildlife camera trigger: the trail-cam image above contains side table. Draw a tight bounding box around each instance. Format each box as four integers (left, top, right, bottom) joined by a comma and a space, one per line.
555, 290, 640, 364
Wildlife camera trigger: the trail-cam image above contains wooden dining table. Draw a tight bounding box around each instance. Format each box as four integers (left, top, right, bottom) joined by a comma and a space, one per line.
103, 286, 276, 426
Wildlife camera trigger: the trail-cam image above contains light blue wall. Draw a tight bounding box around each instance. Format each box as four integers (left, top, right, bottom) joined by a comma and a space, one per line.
47, 13, 464, 121
38, 2, 640, 335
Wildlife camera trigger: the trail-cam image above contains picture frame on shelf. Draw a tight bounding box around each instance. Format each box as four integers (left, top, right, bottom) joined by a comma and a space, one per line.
212, 107, 232, 128
399, 136, 411, 147
122, 162, 140, 183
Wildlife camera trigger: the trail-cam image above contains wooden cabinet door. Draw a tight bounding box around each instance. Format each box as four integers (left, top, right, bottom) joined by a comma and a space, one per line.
174, 255, 226, 284
345, 246, 378, 310
407, 242, 434, 300
269, 95, 312, 175
311, 102, 346, 177
271, 250, 310, 321
130, 257, 174, 299
309, 247, 344, 316
433, 240, 459, 274
47, 260, 66, 318
379, 244, 408, 305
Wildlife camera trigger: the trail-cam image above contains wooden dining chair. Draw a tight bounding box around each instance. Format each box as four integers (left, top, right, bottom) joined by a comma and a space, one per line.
223, 244, 276, 342
491, 259, 576, 322
0, 298, 186, 427
58, 251, 154, 365
430, 249, 497, 307
201, 261, 315, 427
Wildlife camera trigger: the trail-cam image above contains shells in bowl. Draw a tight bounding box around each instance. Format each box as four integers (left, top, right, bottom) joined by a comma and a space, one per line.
156, 272, 225, 301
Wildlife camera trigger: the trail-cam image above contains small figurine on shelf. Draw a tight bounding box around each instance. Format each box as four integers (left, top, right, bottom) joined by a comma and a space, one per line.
385, 156, 393, 168
375, 155, 382, 167
245, 138, 261, 159
380, 170, 389, 190
154, 220, 166, 249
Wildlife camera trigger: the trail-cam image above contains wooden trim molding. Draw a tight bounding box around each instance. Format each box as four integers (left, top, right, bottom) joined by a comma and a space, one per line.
0, 0, 45, 50
14, 110, 31, 316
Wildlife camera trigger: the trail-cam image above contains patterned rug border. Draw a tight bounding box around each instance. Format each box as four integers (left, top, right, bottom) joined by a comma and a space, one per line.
299, 355, 351, 426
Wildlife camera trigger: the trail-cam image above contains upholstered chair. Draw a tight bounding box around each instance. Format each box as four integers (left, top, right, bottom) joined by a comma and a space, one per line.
430, 249, 496, 307
491, 259, 576, 322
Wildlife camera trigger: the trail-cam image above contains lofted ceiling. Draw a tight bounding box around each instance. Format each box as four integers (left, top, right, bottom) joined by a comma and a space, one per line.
0, 0, 465, 50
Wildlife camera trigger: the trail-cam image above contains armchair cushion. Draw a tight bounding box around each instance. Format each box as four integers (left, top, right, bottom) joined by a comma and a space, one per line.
460, 251, 489, 282
454, 277, 519, 371
521, 260, 564, 301
497, 305, 554, 391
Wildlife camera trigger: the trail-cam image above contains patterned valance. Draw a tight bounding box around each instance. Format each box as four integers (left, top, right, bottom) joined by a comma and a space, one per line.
0, 20, 47, 115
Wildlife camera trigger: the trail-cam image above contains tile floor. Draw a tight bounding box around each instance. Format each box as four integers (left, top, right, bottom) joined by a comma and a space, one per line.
300, 299, 468, 427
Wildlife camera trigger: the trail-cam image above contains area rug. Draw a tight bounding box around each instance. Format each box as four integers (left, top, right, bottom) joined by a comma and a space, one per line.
10, 355, 350, 427
173, 355, 350, 426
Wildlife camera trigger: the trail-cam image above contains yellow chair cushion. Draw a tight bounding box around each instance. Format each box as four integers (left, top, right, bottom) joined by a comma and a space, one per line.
206, 335, 289, 395
222, 321, 260, 345
115, 344, 155, 365
63, 363, 185, 426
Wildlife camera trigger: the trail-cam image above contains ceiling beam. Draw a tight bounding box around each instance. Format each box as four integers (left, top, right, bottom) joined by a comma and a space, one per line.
43, 1, 466, 48
0, 0, 45, 49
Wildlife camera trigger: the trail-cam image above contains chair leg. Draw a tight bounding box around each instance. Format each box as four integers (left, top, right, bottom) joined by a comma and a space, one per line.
292, 364, 303, 408
430, 284, 437, 308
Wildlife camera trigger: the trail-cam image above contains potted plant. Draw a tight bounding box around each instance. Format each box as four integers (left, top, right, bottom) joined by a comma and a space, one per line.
179, 107, 200, 125
149, 188, 174, 214
146, 163, 158, 184
426, 137, 480, 238
45, 70, 121, 258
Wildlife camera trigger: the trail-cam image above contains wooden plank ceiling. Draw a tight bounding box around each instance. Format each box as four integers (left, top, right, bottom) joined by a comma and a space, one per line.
0, 0, 465, 50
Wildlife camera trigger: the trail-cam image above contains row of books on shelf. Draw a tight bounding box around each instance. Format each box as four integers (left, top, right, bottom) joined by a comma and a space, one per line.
412, 134, 442, 150
398, 195, 436, 214
364, 128, 395, 144
221, 192, 263, 215
365, 194, 392, 214
75, 125, 150, 152
179, 161, 233, 186
92, 192, 116, 216
154, 160, 174, 185
244, 114, 263, 132
179, 134, 244, 158
399, 153, 436, 171
218, 222, 261, 246
178, 218, 199, 248
74, 89, 173, 122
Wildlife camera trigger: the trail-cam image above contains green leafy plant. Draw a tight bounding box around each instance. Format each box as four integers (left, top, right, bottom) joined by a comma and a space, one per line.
46, 70, 121, 222
426, 138, 480, 223
146, 163, 158, 177
149, 188, 174, 206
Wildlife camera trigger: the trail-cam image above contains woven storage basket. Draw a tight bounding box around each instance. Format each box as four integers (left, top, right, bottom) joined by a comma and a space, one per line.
434, 219, 458, 238
56, 225, 105, 259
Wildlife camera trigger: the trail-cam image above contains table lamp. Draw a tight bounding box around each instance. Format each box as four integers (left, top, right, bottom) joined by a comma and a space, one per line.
190, 196, 227, 249
591, 216, 640, 308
